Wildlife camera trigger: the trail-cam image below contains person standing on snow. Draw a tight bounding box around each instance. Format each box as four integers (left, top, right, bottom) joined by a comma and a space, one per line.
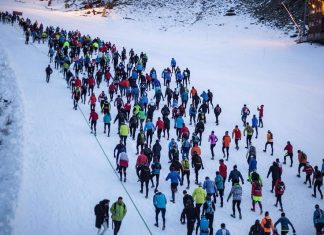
267, 161, 281, 193
153, 190, 167, 230
312, 165, 323, 199
89, 108, 98, 136
232, 125, 241, 150
260, 211, 274, 235
243, 122, 254, 148
214, 104, 221, 125
110, 197, 127, 235
313, 204, 324, 235
263, 130, 274, 156
203, 176, 218, 204
227, 179, 242, 219
118, 151, 128, 182
215, 223, 231, 235
215, 171, 225, 207
45, 64, 53, 83
257, 105, 264, 128
274, 177, 285, 211
274, 212, 296, 235
248, 220, 263, 235
165, 167, 181, 203
202, 195, 215, 235
250, 178, 263, 215
94, 199, 110, 235
208, 131, 218, 160
241, 104, 250, 126
222, 131, 231, 161
251, 114, 258, 139
283, 141, 293, 167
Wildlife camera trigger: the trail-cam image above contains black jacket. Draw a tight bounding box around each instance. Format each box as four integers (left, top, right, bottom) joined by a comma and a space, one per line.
94, 200, 109, 229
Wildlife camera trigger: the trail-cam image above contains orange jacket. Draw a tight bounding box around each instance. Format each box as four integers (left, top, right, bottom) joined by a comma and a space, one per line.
191, 146, 201, 156
298, 151, 307, 164
190, 88, 197, 97
260, 216, 274, 233
266, 132, 273, 142
222, 135, 231, 147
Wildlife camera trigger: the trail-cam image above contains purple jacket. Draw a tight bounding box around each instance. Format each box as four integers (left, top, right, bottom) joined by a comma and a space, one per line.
208, 133, 218, 145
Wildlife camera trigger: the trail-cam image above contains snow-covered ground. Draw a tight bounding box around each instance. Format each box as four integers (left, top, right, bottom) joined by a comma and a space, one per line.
0, 0, 324, 235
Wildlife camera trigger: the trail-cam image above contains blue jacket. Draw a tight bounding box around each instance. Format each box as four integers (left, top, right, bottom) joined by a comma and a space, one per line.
171, 58, 176, 67
153, 192, 167, 209
216, 229, 230, 235
313, 208, 324, 225
252, 116, 258, 128
175, 116, 184, 128
249, 158, 257, 171
215, 175, 224, 190
103, 114, 111, 123
140, 96, 148, 106
136, 63, 143, 71
153, 79, 161, 87
189, 107, 197, 116
176, 72, 183, 81
203, 179, 217, 194
131, 70, 138, 79
151, 72, 157, 79
200, 92, 208, 102
144, 122, 155, 132
274, 216, 295, 232
165, 72, 171, 81
200, 217, 209, 233
168, 140, 178, 150
166, 171, 181, 184
181, 92, 189, 102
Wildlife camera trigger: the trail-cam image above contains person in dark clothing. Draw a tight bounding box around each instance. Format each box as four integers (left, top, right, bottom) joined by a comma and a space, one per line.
195, 120, 205, 146
248, 220, 263, 235
139, 164, 151, 198
94, 199, 110, 235
228, 165, 244, 185
312, 166, 323, 199
181, 201, 198, 235
45, 64, 53, 83
192, 153, 204, 184
129, 114, 138, 140
214, 104, 221, 125
152, 140, 162, 162
163, 116, 170, 140
267, 162, 281, 193
183, 190, 194, 209
274, 213, 296, 235
202, 195, 216, 235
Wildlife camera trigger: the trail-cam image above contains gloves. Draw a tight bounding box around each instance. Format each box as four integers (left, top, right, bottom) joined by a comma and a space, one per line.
202, 166, 204, 170
242, 181, 244, 185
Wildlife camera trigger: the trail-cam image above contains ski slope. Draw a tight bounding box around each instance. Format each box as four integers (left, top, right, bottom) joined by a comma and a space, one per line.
0, 1, 324, 235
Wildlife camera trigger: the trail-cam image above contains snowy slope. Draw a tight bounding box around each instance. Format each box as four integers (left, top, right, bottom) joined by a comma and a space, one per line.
0, 1, 324, 235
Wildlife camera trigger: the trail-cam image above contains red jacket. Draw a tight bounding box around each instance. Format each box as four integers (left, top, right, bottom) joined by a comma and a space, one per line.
88, 77, 95, 86
136, 154, 148, 166
257, 106, 264, 118
232, 128, 241, 140
105, 70, 112, 80
251, 181, 262, 196
75, 78, 81, 88
284, 143, 293, 154
146, 74, 151, 81
124, 103, 131, 111
89, 95, 97, 104
109, 84, 116, 93
219, 163, 227, 178
89, 111, 98, 121
274, 179, 285, 196
303, 165, 314, 175
181, 126, 189, 136
156, 119, 164, 130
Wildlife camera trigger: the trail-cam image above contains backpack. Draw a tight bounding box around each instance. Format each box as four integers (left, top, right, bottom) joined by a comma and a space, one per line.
182, 159, 190, 170
277, 182, 285, 194
264, 218, 271, 229
204, 200, 214, 214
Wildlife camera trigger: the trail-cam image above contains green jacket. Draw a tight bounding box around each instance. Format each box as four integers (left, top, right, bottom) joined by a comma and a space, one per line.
110, 202, 127, 221
244, 125, 254, 136
192, 186, 206, 204
137, 110, 146, 120
119, 124, 129, 136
